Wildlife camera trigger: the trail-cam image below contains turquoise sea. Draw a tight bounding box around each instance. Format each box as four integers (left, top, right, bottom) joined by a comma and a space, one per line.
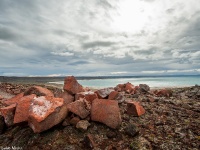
49, 76, 200, 89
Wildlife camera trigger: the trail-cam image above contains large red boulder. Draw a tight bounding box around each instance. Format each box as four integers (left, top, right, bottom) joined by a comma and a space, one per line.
108, 91, 125, 103
28, 96, 68, 133
67, 99, 90, 119
13, 94, 36, 124
24, 86, 54, 97
91, 99, 121, 129
125, 82, 135, 94
75, 91, 98, 103
126, 101, 145, 116
95, 88, 114, 99
0, 104, 16, 126
63, 76, 84, 95
3, 93, 24, 106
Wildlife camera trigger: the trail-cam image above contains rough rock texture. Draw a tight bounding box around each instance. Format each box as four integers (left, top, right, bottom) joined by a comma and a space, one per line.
61, 91, 74, 104
108, 91, 125, 103
75, 91, 98, 103
126, 101, 145, 116
125, 82, 135, 94
154, 89, 172, 97
114, 84, 125, 92
139, 84, 150, 92
95, 88, 114, 99
69, 117, 80, 126
3, 92, 24, 106
67, 99, 90, 119
63, 76, 84, 95
24, 86, 54, 97
0, 115, 5, 134
14, 94, 36, 124
0, 95, 3, 100
28, 96, 68, 133
0, 104, 16, 126
76, 120, 90, 131
91, 99, 121, 129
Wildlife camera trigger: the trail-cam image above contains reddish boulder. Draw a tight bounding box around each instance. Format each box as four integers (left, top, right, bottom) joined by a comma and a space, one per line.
114, 84, 125, 92
63, 76, 84, 95
75, 91, 98, 103
28, 96, 68, 133
13, 94, 36, 124
91, 99, 121, 129
95, 88, 114, 99
3, 93, 24, 106
67, 99, 90, 119
155, 89, 172, 97
108, 91, 125, 103
0, 95, 3, 100
126, 101, 145, 116
61, 91, 74, 104
0, 104, 16, 126
125, 82, 134, 94
24, 86, 54, 97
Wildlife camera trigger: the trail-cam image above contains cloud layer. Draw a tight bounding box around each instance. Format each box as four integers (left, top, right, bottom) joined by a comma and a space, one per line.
0, 0, 200, 76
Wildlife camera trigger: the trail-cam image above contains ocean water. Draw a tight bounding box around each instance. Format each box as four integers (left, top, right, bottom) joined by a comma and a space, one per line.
49, 76, 200, 89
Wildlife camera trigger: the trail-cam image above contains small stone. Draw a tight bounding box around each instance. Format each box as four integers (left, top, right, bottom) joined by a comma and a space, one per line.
126, 101, 145, 116
106, 131, 117, 138
69, 117, 80, 126
76, 120, 90, 131
0, 115, 6, 134
139, 84, 150, 92
82, 134, 96, 148
124, 124, 139, 137
0, 95, 3, 100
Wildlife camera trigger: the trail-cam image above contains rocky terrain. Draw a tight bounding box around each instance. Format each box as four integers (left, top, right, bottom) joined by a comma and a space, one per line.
0, 76, 200, 150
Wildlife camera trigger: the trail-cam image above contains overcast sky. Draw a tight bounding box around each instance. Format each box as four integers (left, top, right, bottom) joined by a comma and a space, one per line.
0, 0, 200, 76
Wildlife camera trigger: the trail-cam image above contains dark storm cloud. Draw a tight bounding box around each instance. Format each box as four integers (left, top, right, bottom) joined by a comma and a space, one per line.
82, 41, 116, 49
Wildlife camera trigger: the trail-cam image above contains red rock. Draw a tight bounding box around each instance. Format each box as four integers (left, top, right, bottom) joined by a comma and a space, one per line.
95, 88, 114, 99
3, 93, 24, 106
69, 117, 80, 125
61, 91, 74, 104
126, 101, 145, 116
125, 82, 134, 94
91, 99, 121, 129
75, 91, 98, 103
13, 94, 36, 124
155, 89, 172, 97
114, 84, 125, 92
24, 86, 54, 97
108, 91, 125, 103
67, 99, 90, 119
0, 95, 3, 100
28, 96, 68, 133
0, 104, 16, 126
63, 76, 84, 95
